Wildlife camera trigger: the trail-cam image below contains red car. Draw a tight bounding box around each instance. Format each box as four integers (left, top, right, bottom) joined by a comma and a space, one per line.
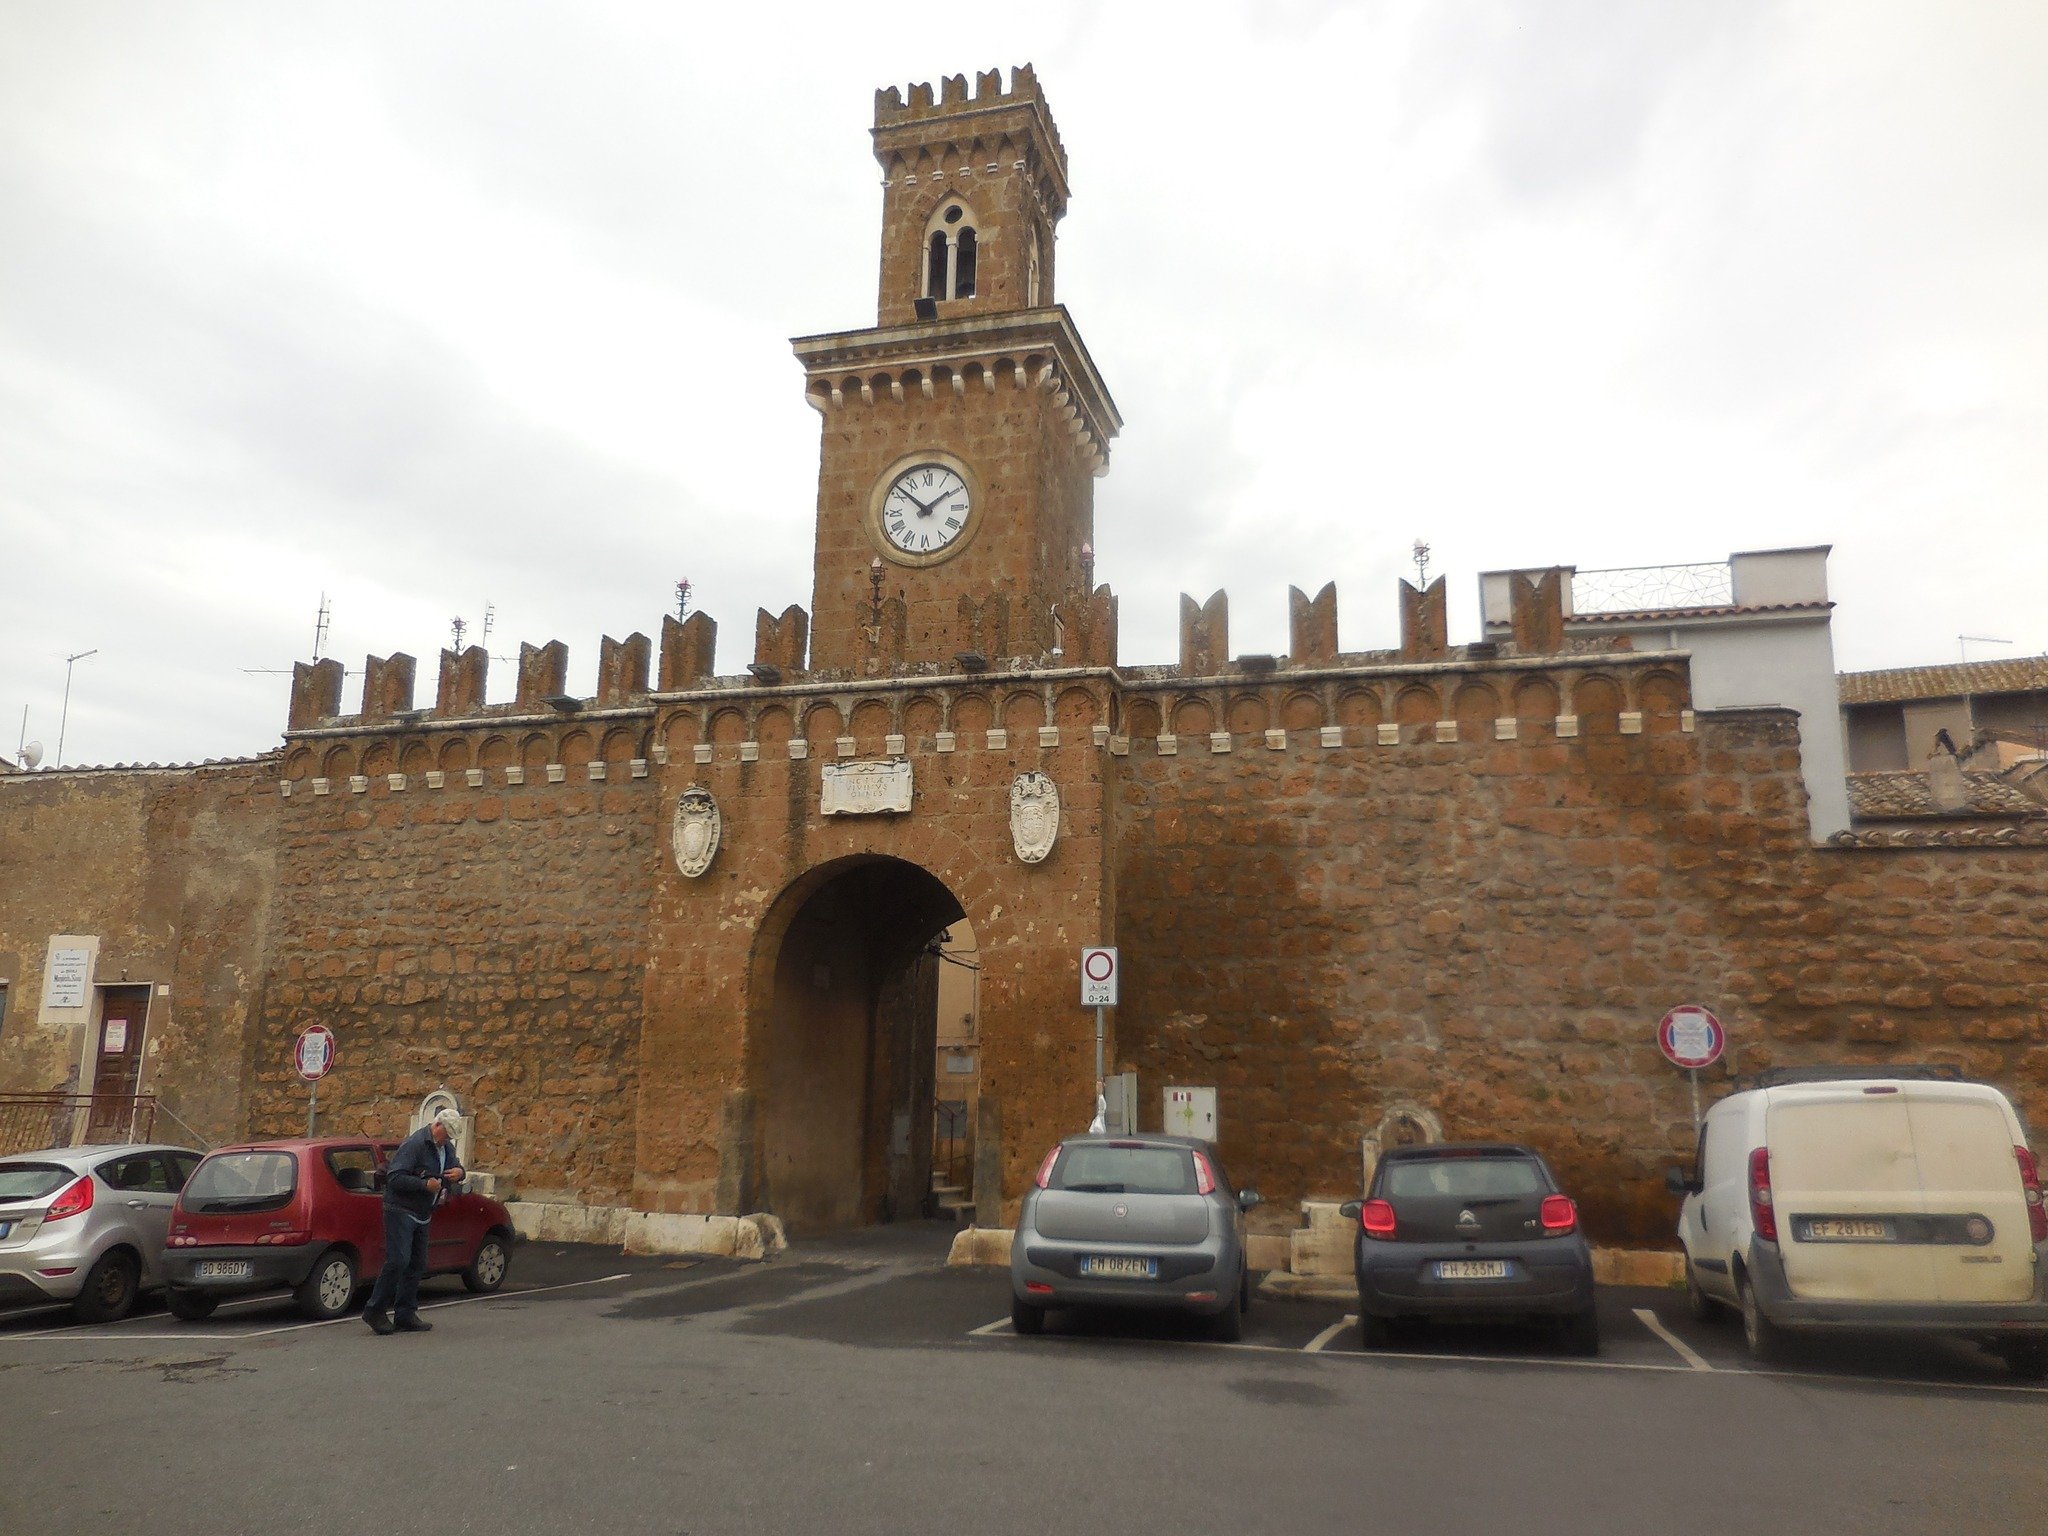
158, 1137, 516, 1321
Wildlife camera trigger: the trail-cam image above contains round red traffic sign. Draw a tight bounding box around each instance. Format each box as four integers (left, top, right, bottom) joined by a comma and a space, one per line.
1657, 1005, 1724, 1070
1083, 950, 1116, 982
294, 1025, 337, 1082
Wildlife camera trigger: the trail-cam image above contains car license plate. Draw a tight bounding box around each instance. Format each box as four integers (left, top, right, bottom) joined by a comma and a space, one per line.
1804, 1219, 1891, 1241
194, 1260, 254, 1280
1435, 1260, 1510, 1280
1081, 1255, 1158, 1280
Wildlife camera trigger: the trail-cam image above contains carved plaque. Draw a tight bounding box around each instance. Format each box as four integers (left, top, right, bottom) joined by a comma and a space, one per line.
670, 787, 722, 877
1010, 771, 1060, 863
820, 760, 913, 816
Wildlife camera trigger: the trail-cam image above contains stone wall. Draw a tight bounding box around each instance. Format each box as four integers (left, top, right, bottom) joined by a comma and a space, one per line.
1113, 704, 2048, 1246
257, 742, 658, 1204
0, 760, 279, 1146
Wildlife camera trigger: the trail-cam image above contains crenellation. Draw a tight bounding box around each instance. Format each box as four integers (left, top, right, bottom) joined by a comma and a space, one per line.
515, 641, 569, 710
1510, 568, 1568, 654
436, 644, 488, 715
1400, 577, 1450, 661
1288, 582, 1339, 664
289, 658, 344, 730
597, 632, 652, 706
1179, 590, 1228, 674
361, 653, 417, 718
659, 611, 717, 691
755, 605, 810, 674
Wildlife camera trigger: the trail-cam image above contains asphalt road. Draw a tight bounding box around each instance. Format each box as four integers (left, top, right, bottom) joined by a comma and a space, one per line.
3, 1223, 2042, 1535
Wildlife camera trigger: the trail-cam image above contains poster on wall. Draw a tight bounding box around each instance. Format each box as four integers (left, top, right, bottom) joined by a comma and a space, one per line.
102, 1018, 128, 1053
44, 948, 90, 1010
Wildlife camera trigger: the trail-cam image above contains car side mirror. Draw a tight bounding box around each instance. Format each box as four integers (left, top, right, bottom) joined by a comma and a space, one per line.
1237, 1189, 1262, 1212
1339, 1199, 1363, 1220
1664, 1166, 1696, 1197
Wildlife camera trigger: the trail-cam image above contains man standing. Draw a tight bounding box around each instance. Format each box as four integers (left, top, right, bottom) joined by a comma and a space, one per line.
364, 1106, 465, 1335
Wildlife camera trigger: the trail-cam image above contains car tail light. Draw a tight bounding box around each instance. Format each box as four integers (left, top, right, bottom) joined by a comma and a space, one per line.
44, 1175, 94, 1223
1191, 1150, 1217, 1196
256, 1231, 312, 1246
1360, 1199, 1397, 1239
1033, 1146, 1061, 1190
2017, 1147, 2047, 1243
1748, 1147, 1776, 1243
1024, 1281, 1054, 1297
1540, 1195, 1577, 1234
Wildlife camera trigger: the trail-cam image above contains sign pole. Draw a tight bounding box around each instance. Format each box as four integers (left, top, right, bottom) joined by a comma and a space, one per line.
1094, 1004, 1105, 1102
1688, 1067, 1701, 1131
308, 1077, 318, 1139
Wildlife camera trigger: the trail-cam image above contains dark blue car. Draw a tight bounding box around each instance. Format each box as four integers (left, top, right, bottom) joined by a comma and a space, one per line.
1342, 1142, 1598, 1354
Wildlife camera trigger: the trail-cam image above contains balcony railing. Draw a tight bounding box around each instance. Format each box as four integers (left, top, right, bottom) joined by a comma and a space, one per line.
1570, 562, 1734, 616
0, 1093, 159, 1156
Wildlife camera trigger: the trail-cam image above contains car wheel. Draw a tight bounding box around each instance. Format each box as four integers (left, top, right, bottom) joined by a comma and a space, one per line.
166, 1287, 219, 1322
2002, 1342, 2048, 1381
1358, 1310, 1394, 1349
1738, 1275, 1782, 1365
295, 1248, 358, 1321
70, 1250, 140, 1324
1684, 1265, 1721, 1323
462, 1232, 511, 1294
1562, 1306, 1601, 1357
1010, 1296, 1046, 1336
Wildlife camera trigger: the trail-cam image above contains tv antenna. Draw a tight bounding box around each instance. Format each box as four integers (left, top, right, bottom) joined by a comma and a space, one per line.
56, 648, 98, 767
675, 580, 692, 621
312, 593, 331, 661
1412, 540, 1432, 589
1958, 635, 2012, 663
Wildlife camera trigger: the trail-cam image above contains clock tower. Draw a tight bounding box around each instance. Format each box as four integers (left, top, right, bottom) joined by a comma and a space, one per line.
794, 66, 1120, 671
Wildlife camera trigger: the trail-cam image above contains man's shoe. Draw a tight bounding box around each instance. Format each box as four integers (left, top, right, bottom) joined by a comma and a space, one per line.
394, 1313, 433, 1332
363, 1309, 396, 1336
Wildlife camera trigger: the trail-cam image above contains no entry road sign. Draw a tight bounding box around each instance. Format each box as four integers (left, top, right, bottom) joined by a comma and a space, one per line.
294, 1025, 337, 1082
1657, 1005, 1724, 1071
1081, 947, 1118, 1007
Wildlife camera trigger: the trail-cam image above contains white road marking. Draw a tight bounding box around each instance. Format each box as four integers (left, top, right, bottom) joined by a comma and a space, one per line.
9, 1291, 286, 1340
1304, 1315, 1355, 1353
1632, 1306, 1714, 1371
0, 1273, 631, 1344
969, 1316, 1014, 1336
966, 1321, 2048, 1395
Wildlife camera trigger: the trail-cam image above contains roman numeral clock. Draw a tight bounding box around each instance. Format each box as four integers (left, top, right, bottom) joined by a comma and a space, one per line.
874, 454, 979, 564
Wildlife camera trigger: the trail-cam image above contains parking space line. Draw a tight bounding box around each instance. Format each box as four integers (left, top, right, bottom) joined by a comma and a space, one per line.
10, 1291, 286, 1340
1632, 1306, 1714, 1371
1303, 1315, 1354, 1353
968, 1316, 1014, 1336
0, 1273, 631, 1344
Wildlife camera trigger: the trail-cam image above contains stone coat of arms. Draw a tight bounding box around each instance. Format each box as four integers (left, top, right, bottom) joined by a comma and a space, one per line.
1010, 772, 1060, 864
671, 787, 722, 878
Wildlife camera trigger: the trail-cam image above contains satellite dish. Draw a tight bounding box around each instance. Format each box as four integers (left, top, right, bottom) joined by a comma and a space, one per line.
18, 741, 42, 770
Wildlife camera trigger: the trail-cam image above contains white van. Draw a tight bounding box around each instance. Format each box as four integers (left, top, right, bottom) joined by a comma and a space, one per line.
1667, 1072, 2048, 1376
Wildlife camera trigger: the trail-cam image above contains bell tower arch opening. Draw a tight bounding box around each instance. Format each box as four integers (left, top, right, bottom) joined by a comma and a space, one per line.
747, 855, 972, 1231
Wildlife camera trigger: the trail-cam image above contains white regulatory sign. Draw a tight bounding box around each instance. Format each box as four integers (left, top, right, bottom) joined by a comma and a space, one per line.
294, 1025, 337, 1082
1081, 946, 1119, 1007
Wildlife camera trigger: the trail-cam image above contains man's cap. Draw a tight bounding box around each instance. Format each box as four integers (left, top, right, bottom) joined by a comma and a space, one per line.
433, 1107, 464, 1136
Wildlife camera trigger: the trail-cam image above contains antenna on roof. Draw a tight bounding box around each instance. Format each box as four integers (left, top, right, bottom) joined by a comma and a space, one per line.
1958, 635, 2012, 662
1411, 540, 1431, 590
676, 579, 692, 621
312, 593, 331, 662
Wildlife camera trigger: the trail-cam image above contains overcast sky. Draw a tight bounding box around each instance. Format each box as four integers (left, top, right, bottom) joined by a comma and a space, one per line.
4, 2, 2044, 768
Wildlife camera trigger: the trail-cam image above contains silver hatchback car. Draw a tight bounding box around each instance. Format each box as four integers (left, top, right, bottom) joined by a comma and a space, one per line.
1010, 1134, 1260, 1340
0, 1144, 204, 1323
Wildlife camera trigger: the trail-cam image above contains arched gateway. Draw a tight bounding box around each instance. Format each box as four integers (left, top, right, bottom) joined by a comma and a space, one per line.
746, 856, 967, 1229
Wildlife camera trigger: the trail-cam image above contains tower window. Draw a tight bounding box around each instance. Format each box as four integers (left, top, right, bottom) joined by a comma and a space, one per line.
922, 199, 980, 302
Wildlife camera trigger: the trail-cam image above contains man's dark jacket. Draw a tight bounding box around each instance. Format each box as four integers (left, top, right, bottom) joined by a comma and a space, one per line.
383, 1125, 455, 1219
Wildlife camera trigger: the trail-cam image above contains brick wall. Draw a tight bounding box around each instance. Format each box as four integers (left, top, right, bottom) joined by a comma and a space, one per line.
256, 743, 657, 1204
1113, 706, 2048, 1246
0, 761, 279, 1146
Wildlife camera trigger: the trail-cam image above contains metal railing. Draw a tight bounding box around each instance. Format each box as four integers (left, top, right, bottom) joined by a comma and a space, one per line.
1570, 561, 1734, 615
0, 1093, 159, 1157
932, 1099, 971, 1194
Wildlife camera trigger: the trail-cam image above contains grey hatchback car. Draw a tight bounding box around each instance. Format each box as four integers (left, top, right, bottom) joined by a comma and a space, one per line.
1010, 1134, 1260, 1340
0, 1143, 204, 1322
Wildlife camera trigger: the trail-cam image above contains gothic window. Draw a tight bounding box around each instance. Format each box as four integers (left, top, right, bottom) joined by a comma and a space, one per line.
922, 198, 980, 301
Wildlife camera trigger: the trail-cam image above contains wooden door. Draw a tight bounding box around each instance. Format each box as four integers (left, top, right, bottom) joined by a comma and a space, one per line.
85, 987, 151, 1141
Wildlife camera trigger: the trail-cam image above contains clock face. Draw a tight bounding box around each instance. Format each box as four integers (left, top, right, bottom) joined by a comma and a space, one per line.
879, 463, 972, 557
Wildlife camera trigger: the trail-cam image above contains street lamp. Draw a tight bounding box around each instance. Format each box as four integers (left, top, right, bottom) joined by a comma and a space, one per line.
56, 649, 97, 767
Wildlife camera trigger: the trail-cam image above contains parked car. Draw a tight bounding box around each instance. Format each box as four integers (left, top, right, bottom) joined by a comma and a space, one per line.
1010, 1134, 1260, 1340
159, 1137, 516, 1322
1667, 1071, 2048, 1376
0, 1143, 205, 1322
1342, 1142, 1599, 1354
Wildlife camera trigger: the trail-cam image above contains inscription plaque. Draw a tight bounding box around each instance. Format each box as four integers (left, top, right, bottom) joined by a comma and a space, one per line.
820, 760, 913, 816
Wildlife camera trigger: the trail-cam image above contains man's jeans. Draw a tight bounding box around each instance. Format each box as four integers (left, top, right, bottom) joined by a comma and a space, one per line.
366, 1207, 431, 1318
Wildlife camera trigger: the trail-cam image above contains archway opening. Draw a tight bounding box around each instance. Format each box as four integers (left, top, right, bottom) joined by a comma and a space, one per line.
752, 856, 970, 1230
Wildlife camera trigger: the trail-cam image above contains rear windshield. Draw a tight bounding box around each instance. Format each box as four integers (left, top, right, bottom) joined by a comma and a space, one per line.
183, 1151, 299, 1213
0, 1163, 74, 1203
1383, 1156, 1545, 1200
1052, 1144, 1195, 1195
